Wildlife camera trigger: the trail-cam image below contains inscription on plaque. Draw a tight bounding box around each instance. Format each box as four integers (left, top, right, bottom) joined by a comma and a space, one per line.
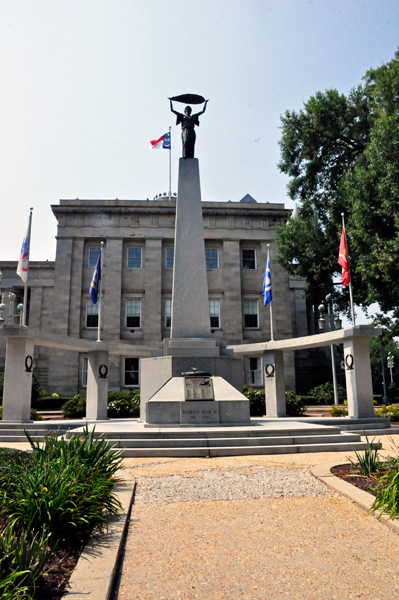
180, 401, 219, 425
184, 376, 214, 401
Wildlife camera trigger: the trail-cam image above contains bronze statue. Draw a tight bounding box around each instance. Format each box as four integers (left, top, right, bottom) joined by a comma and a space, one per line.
169, 95, 209, 158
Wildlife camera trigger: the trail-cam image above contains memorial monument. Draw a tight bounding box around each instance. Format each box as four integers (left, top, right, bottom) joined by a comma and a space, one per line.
141, 95, 251, 426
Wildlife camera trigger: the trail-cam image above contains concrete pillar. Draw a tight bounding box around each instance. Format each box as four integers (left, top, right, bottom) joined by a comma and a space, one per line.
3, 336, 34, 422
171, 158, 211, 339
86, 350, 109, 420
222, 240, 243, 343
143, 238, 163, 345
343, 337, 375, 418
102, 238, 123, 340
263, 350, 286, 417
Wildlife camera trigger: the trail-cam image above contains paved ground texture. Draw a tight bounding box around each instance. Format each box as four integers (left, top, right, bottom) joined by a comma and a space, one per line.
117, 436, 399, 600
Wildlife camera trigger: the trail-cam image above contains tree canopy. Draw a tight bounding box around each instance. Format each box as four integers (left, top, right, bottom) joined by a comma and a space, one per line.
276, 49, 399, 317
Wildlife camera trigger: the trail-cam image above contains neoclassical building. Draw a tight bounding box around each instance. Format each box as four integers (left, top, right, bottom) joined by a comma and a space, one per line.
0, 194, 316, 396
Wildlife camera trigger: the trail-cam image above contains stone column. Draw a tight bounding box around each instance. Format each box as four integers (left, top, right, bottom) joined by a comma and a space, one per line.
263, 350, 286, 417
3, 336, 34, 422
102, 239, 123, 341
143, 238, 163, 345
343, 337, 375, 418
86, 350, 109, 420
171, 158, 211, 339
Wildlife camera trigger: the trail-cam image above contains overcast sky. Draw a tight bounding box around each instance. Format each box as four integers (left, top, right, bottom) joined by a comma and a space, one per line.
0, 0, 398, 276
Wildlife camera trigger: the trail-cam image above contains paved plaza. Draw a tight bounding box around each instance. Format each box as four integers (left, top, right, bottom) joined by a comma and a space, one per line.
115, 435, 399, 600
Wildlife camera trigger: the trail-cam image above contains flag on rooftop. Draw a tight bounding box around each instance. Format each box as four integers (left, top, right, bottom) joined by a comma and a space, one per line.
338, 227, 350, 286
149, 132, 170, 150
262, 249, 272, 306
89, 250, 101, 304
16, 218, 30, 283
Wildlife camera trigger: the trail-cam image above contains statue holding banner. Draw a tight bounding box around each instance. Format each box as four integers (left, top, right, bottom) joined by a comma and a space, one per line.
169, 94, 209, 158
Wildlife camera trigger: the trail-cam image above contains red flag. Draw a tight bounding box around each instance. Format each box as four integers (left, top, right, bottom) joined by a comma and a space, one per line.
338, 228, 350, 286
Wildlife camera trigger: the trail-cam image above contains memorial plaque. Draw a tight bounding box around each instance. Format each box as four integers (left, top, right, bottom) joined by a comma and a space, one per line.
184, 375, 214, 401
180, 401, 219, 425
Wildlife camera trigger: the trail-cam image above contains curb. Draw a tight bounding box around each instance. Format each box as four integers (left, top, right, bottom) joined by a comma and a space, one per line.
63, 472, 136, 600
311, 462, 399, 536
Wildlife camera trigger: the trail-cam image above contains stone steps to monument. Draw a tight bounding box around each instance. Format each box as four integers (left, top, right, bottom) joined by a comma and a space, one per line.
118, 440, 379, 458
99, 432, 362, 449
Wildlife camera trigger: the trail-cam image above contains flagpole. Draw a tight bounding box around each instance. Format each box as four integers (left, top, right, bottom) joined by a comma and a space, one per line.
168, 126, 172, 202
341, 213, 356, 326
22, 207, 33, 327
268, 244, 274, 341
97, 241, 104, 343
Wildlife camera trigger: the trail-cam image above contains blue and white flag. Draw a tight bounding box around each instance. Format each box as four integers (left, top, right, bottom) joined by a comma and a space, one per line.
149, 132, 170, 150
262, 250, 272, 306
16, 219, 30, 283
89, 250, 101, 304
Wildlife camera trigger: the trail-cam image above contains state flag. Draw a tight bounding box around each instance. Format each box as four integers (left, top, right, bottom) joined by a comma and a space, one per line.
262, 250, 272, 306
149, 132, 170, 150
89, 250, 101, 304
16, 220, 30, 283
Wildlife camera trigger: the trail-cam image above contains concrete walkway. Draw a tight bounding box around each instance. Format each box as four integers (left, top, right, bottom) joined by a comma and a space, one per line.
115, 435, 399, 600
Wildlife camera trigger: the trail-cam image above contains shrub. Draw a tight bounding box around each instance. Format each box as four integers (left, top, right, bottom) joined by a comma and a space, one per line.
61, 394, 86, 418
328, 405, 348, 417
107, 391, 140, 418
309, 382, 347, 404
375, 404, 399, 421
285, 390, 306, 416
0, 448, 35, 476
242, 385, 265, 416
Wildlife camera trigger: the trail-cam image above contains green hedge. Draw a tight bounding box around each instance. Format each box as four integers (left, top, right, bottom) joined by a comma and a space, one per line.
242, 386, 306, 417
61, 390, 141, 419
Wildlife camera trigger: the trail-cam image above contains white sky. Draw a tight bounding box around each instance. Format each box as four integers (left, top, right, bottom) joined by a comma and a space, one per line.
0, 0, 398, 324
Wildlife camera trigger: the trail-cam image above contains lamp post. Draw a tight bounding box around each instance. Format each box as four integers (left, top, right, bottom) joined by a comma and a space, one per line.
387, 352, 394, 385
318, 294, 342, 406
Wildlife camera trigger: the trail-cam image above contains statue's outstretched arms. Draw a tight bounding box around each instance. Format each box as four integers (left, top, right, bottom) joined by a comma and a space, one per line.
193, 99, 209, 118
169, 98, 181, 117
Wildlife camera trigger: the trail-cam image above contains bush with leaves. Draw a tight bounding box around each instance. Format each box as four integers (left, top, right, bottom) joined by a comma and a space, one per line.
242, 385, 265, 416
107, 390, 140, 418
309, 382, 347, 404
0, 407, 43, 421
61, 394, 86, 418
375, 404, 399, 422
285, 391, 306, 416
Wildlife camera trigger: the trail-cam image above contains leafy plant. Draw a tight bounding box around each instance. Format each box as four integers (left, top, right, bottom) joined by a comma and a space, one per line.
375, 404, 399, 422
329, 405, 348, 417
285, 391, 306, 416
309, 382, 347, 405
0, 408, 43, 421
107, 391, 140, 418
61, 394, 86, 418
242, 385, 265, 416
348, 433, 380, 477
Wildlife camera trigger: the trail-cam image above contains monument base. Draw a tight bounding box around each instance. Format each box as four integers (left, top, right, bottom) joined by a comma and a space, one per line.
144, 375, 250, 427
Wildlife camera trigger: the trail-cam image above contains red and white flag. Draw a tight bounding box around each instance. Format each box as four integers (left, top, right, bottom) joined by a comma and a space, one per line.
338, 227, 350, 286
16, 219, 31, 283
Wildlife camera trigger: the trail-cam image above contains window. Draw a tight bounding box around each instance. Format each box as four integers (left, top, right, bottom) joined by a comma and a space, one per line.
88, 247, 101, 268
86, 301, 98, 328
126, 299, 141, 328
165, 248, 174, 269
127, 247, 142, 269
243, 299, 258, 328
242, 249, 256, 270
82, 357, 88, 387
205, 248, 219, 270
125, 357, 139, 386
165, 299, 172, 328
246, 357, 262, 386
209, 300, 220, 328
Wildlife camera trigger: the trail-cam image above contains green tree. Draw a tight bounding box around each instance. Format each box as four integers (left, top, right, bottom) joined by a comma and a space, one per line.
276, 49, 399, 314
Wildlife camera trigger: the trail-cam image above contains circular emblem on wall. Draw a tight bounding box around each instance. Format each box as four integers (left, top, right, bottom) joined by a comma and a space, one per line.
345, 354, 354, 370
264, 364, 275, 378
24, 355, 33, 373
99, 365, 108, 379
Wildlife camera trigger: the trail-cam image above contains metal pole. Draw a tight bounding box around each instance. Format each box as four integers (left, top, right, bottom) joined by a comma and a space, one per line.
267, 244, 274, 341
22, 207, 33, 326
327, 300, 339, 406
96, 242, 104, 343
341, 213, 356, 326
169, 126, 172, 202
379, 336, 388, 405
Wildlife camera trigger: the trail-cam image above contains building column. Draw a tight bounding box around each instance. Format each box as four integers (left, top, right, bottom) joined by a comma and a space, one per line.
143, 238, 163, 345
3, 336, 34, 422
86, 350, 109, 420
263, 350, 286, 417
222, 240, 243, 343
102, 239, 123, 341
343, 337, 375, 418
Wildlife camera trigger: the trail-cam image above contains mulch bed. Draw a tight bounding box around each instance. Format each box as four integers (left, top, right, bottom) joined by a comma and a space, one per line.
331, 463, 385, 497
34, 542, 84, 600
